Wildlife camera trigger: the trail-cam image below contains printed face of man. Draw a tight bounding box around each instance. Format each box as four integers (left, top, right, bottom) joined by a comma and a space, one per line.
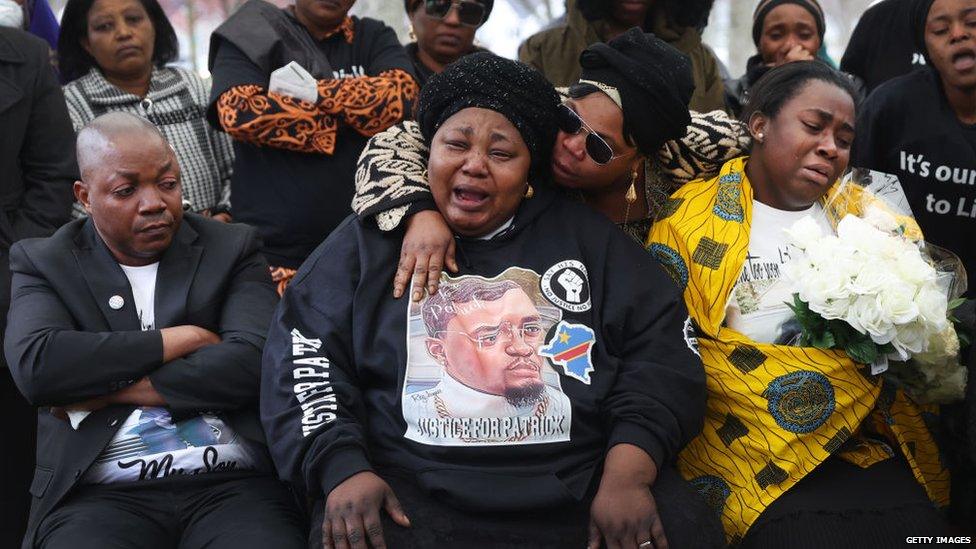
426, 288, 547, 406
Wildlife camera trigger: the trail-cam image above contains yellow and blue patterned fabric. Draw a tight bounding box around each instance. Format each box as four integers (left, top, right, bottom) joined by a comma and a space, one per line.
646, 156, 950, 544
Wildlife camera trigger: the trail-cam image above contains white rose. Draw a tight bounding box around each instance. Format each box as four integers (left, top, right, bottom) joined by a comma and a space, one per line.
809, 295, 854, 320
837, 215, 889, 255
891, 320, 930, 359
806, 238, 859, 281
862, 205, 900, 233
798, 260, 851, 306
848, 262, 896, 296
875, 280, 921, 325
845, 294, 896, 342
784, 216, 824, 250
894, 249, 937, 287
915, 285, 949, 331
914, 324, 961, 365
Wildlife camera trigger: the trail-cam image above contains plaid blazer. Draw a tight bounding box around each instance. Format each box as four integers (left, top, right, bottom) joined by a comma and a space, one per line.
63, 66, 234, 216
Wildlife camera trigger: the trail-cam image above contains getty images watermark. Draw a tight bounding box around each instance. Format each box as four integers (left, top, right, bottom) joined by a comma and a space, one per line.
906, 537, 972, 544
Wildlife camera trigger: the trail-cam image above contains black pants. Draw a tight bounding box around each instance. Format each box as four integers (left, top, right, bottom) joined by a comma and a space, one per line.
36, 474, 306, 549
740, 457, 952, 549
0, 368, 35, 549
309, 467, 725, 549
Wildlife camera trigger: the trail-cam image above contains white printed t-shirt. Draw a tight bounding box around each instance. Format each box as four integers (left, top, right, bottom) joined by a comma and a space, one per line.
82, 262, 265, 484
725, 201, 833, 345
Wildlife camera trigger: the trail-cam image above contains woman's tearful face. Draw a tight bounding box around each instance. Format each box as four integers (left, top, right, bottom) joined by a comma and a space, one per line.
428, 108, 533, 238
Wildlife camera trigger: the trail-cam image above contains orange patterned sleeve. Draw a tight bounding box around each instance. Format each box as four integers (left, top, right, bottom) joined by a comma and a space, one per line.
216, 69, 418, 156
317, 68, 419, 138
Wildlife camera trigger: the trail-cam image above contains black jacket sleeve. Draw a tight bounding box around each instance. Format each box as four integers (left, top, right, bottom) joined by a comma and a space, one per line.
4, 243, 163, 406
149, 229, 277, 417
600, 232, 706, 468
261, 219, 372, 498
6, 34, 76, 245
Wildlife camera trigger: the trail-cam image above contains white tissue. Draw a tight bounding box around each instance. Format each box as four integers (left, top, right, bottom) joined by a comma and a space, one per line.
269, 61, 318, 103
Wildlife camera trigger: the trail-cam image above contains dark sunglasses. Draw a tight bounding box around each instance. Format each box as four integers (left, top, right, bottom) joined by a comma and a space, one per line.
556, 103, 628, 165
423, 0, 488, 27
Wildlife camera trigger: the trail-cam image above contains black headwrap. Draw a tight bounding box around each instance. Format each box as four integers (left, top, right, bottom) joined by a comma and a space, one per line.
909, 0, 937, 64
404, 0, 495, 22
577, 28, 694, 155
752, 0, 826, 47
416, 52, 559, 183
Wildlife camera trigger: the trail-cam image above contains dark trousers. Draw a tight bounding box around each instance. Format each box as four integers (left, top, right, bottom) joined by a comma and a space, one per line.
741, 457, 952, 549
310, 467, 725, 548
0, 368, 35, 549
36, 474, 306, 549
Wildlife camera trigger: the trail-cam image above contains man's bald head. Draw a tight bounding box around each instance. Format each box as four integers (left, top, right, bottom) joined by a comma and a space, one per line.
76, 112, 172, 181
74, 112, 184, 266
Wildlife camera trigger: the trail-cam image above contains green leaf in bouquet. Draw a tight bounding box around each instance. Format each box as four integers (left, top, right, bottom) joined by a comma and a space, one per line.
846, 337, 879, 365
810, 330, 836, 350
949, 297, 967, 311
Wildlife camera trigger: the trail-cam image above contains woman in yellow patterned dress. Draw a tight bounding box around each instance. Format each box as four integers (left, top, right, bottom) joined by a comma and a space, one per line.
648, 61, 953, 547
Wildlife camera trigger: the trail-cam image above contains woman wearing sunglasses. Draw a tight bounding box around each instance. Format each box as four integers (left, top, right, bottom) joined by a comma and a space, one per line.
353, 29, 749, 299
405, 0, 492, 88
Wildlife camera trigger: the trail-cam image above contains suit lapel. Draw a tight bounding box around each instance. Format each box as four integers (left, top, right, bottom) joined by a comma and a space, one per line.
154, 222, 202, 329
72, 222, 141, 332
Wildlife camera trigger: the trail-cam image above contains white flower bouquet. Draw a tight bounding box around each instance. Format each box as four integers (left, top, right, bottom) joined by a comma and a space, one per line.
781, 170, 968, 404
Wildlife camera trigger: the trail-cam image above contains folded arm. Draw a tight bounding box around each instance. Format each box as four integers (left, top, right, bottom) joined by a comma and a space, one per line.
4, 247, 164, 406
216, 69, 417, 155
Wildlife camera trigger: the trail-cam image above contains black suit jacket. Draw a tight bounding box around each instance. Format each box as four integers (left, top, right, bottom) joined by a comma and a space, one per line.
4, 214, 277, 548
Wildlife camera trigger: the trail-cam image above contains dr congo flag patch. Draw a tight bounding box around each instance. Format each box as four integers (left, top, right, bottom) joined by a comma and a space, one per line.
540, 321, 596, 384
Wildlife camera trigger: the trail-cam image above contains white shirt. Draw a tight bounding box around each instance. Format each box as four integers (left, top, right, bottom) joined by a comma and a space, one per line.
725, 201, 833, 344
119, 262, 159, 330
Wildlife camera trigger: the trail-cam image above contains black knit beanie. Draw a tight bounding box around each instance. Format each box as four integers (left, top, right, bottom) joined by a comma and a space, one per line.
404, 0, 495, 22
416, 52, 559, 183
752, 0, 826, 47
909, 0, 937, 64
577, 28, 694, 156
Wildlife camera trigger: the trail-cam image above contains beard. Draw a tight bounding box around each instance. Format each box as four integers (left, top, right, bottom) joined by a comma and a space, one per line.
504, 380, 546, 407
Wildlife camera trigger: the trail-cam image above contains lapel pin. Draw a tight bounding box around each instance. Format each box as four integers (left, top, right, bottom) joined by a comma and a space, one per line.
109, 295, 124, 310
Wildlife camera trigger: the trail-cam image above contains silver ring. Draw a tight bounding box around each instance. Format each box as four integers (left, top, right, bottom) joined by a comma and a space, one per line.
639, 542, 653, 548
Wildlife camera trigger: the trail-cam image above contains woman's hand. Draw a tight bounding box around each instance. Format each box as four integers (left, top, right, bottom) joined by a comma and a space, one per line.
783, 44, 814, 64
588, 444, 667, 549
393, 210, 457, 301
322, 471, 410, 549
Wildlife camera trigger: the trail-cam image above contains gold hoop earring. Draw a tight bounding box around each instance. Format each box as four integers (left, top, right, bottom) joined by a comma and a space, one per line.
524, 183, 534, 199
408, 25, 416, 42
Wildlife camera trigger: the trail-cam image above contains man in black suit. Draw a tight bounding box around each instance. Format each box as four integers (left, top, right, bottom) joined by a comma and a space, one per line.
0, 26, 77, 547
4, 112, 305, 549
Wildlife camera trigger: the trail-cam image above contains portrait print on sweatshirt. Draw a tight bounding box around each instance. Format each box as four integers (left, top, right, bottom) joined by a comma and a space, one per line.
402, 267, 592, 446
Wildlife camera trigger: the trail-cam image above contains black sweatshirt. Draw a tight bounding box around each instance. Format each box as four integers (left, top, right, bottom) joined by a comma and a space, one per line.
853, 67, 976, 293
840, 0, 926, 95
260, 188, 705, 511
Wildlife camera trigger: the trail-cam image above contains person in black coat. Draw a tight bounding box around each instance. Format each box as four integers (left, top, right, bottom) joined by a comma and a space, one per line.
4, 113, 304, 549
0, 26, 76, 548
